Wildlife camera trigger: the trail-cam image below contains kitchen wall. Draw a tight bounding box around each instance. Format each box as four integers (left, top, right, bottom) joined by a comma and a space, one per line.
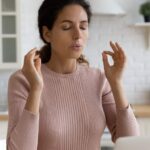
0, 0, 150, 109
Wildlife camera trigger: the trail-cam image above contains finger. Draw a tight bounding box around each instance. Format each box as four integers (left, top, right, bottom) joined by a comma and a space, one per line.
22, 48, 38, 72
34, 53, 40, 61
28, 47, 37, 54
103, 51, 114, 57
103, 51, 119, 63
115, 42, 121, 50
24, 48, 37, 60
115, 42, 124, 55
34, 58, 41, 72
102, 52, 110, 70
115, 42, 126, 61
110, 41, 119, 54
26, 50, 39, 64
25, 48, 37, 59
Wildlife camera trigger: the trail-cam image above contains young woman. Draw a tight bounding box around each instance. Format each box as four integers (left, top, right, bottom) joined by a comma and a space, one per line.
7, 0, 140, 150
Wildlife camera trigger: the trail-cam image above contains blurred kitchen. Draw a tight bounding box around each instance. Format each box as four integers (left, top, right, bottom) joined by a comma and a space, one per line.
0, 0, 150, 150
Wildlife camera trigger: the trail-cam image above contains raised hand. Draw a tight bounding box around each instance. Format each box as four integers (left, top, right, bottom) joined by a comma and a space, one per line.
22, 48, 43, 90
102, 41, 127, 84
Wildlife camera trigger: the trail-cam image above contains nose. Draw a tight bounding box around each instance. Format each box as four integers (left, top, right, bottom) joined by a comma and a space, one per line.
72, 27, 81, 40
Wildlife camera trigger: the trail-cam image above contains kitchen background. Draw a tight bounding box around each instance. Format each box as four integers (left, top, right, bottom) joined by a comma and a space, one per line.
0, 0, 150, 149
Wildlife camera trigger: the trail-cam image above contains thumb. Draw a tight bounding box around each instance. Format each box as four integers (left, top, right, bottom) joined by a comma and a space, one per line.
34, 58, 41, 72
102, 52, 110, 71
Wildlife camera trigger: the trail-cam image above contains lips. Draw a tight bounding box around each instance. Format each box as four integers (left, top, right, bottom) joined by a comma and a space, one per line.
71, 43, 82, 48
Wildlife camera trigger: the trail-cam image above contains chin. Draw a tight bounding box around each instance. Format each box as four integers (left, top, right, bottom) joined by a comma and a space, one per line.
71, 54, 82, 59
68, 52, 82, 58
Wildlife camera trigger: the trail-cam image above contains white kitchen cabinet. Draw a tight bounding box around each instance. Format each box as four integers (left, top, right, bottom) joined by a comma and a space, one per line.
0, 113, 8, 140
0, 0, 21, 69
101, 127, 114, 148
0, 120, 8, 140
137, 117, 150, 136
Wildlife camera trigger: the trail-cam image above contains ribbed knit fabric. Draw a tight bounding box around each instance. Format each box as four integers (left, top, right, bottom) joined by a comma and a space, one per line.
7, 63, 140, 150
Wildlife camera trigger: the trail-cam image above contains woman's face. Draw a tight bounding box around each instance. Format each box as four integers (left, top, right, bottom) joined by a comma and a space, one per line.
44, 4, 89, 60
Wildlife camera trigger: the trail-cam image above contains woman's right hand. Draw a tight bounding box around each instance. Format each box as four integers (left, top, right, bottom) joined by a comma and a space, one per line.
22, 48, 43, 90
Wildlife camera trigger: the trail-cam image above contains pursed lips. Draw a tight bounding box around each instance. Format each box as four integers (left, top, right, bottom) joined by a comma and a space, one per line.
71, 43, 82, 47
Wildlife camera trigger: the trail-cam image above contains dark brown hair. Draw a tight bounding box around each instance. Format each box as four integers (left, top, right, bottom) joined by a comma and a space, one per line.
38, 0, 92, 65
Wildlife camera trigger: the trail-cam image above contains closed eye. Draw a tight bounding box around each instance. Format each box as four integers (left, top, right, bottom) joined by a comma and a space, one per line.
62, 26, 87, 31
80, 27, 87, 30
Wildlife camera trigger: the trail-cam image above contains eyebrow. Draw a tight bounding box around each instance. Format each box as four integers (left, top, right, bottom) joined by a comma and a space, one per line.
61, 20, 88, 24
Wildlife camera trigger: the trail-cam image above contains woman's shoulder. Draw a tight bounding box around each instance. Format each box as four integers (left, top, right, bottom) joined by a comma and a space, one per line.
79, 64, 108, 89
79, 63, 105, 78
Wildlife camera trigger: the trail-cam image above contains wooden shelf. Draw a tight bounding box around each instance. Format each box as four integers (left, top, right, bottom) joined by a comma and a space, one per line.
0, 114, 8, 121
134, 23, 150, 27
132, 104, 150, 118
134, 22, 150, 50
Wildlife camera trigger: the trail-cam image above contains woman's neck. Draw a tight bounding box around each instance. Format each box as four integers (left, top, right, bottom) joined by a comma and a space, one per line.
46, 58, 77, 74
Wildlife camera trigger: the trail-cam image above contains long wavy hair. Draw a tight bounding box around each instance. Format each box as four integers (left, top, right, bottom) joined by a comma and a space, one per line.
38, 0, 92, 65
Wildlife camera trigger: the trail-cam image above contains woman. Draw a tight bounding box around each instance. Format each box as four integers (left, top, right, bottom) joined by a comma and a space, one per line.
7, 0, 140, 150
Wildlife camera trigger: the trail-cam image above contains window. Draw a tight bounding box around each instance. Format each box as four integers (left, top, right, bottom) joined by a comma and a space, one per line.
0, 0, 20, 69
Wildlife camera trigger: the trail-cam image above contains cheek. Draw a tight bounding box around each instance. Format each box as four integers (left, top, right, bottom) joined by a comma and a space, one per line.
83, 32, 89, 43
51, 33, 69, 48
50, 36, 70, 56
56, 31, 70, 43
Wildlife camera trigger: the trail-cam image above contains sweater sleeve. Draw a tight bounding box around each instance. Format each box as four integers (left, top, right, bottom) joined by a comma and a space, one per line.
100, 72, 140, 142
7, 70, 39, 150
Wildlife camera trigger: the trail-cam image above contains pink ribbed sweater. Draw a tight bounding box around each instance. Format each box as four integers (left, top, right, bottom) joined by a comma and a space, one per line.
7, 63, 139, 150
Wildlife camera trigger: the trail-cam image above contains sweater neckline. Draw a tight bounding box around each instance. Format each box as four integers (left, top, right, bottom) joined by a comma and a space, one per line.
42, 62, 80, 78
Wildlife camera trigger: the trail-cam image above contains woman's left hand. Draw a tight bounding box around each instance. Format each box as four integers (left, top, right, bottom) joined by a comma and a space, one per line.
102, 41, 127, 84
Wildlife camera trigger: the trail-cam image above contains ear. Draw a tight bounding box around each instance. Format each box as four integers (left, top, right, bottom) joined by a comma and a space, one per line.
42, 26, 51, 43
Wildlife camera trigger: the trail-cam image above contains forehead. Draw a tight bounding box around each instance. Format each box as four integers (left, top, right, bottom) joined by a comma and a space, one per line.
55, 4, 88, 24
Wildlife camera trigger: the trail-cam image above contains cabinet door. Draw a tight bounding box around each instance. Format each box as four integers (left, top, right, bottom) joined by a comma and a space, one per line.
0, 0, 20, 69
137, 118, 150, 136
2, 38, 17, 63
0, 120, 8, 139
2, 15, 16, 34
2, 0, 16, 12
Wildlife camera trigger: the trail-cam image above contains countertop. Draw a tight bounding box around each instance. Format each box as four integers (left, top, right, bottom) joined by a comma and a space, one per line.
0, 111, 8, 121
0, 104, 150, 121
132, 104, 150, 118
